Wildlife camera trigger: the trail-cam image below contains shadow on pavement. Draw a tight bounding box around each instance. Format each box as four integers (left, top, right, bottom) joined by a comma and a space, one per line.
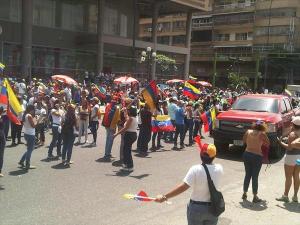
9, 168, 28, 176
239, 200, 268, 211
41, 157, 60, 163
276, 203, 300, 213
81, 144, 96, 149
112, 160, 122, 167
106, 170, 133, 177
51, 163, 69, 169
105, 170, 151, 179
134, 153, 152, 158
96, 157, 115, 163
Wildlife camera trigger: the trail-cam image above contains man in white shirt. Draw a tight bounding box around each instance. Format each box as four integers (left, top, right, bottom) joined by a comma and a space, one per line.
155, 140, 224, 225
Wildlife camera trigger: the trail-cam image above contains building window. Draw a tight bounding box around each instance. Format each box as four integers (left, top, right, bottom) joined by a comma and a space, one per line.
173, 35, 186, 44
255, 26, 290, 36
173, 21, 186, 31
120, 13, 128, 37
33, 0, 56, 28
157, 36, 170, 45
236, 32, 248, 40
256, 8, 297, 18
88, 4, 98, 33
104, 6, 119, 35
0, 0, 21, 22
61, 3, 84, 31
215, 34, 230, 41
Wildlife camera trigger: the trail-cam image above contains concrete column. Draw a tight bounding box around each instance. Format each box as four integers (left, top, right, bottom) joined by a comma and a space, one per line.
97, 0, 105, 74
184, 11, 193, 80
151, 3, 159, 81
21, 0, 33, 80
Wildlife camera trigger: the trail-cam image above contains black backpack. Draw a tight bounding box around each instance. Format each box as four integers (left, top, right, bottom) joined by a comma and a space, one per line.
202, 163, 225, 217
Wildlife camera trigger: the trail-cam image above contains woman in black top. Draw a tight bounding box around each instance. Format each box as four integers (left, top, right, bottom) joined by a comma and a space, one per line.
0, 107, 6, 177
61, 104, 78, 166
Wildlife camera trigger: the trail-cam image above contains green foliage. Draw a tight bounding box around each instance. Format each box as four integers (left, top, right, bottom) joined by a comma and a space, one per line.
228, 72, 249, 89
155, 54, 178, 73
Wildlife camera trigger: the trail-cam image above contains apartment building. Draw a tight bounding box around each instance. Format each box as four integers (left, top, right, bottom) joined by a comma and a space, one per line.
191, 0, 300, 89
0, 0, 210, 80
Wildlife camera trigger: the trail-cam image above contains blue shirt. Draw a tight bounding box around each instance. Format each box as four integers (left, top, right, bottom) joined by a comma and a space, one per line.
168, 103, 177, 120
175, 107, 185, 125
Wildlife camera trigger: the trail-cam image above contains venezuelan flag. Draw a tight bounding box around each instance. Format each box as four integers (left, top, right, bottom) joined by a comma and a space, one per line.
0, 63, 5, 72
141, 80, 159, 112
0, 86, 8, 105
151, 115, 175, 133
183, 82, 201, 100
3, 79, 23, 125
102, 102, 120, 129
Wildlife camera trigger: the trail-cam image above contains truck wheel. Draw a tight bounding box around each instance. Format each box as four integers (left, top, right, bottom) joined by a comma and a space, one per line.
214, 140, 229, 152
270, 142, 284, 159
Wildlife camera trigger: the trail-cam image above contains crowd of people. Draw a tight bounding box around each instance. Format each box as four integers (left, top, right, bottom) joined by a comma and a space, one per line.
0, 77, 243, 175
0, 77, 299, 225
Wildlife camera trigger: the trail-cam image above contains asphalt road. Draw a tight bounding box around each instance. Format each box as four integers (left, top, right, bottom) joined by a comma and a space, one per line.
0, 127, 299, 225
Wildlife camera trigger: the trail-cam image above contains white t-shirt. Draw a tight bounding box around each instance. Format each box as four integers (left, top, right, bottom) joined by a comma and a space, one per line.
24, 114, 35, 135
16, 82, 26, 94
51, 109, 63, 126
183, 164, 223, 202
91, 104, 100, 122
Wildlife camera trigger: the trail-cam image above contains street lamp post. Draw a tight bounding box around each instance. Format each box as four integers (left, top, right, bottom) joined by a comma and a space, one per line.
140, 46, 156, 81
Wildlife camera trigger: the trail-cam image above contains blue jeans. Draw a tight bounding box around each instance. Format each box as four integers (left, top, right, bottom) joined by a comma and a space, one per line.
187, 202, 218, 225
243, 151, 263, 194
62, 134, 75, 162
90, 121, 99, 143
48, 126, 62, 156
20, 134, 35, 165
105, 127, 115, 157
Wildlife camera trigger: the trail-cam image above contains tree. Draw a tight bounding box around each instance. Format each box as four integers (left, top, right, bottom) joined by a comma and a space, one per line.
155, 54, 178, 74
228, 72, 249, 89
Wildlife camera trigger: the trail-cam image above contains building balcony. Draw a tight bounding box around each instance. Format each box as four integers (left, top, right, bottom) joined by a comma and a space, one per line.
253, 35, 288, 44
192, 22, 213, 30
256, 0, 298, 10
212, 40, 253, 47
254, 17, 299, 27
213, 2, 255, 14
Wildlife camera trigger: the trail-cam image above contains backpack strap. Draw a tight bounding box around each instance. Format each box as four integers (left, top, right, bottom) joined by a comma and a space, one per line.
202, 163, 212, 181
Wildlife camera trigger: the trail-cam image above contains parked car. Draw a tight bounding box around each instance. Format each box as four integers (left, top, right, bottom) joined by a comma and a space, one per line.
212, 94, 300, 158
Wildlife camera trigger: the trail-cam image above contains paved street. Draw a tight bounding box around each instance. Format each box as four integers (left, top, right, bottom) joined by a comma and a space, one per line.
0, 127, 299, 225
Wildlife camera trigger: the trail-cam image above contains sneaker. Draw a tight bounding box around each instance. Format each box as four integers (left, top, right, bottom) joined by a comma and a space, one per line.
172, 146, 178, 150
0, 173, 4, 177
242, 193, 247, 200
18, 161, 25, 168
292, 196, 298, 203
180, 145, 185, 149
25, 165, 36, 170
47, 154, 55, 159
252, 196, 263, 203
276, 195, 289, 203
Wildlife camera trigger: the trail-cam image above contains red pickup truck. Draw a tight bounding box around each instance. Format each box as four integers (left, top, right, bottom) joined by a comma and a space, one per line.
212, 94, 300, 158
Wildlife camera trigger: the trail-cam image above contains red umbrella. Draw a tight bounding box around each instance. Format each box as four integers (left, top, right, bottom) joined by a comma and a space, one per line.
198, 81, 212, 87
52, 75, 78, 86
166, 79, 184, 84
114, 76, 139, 85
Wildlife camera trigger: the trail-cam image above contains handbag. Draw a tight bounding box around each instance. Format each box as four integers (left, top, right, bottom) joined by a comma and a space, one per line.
202, 163, 225, 217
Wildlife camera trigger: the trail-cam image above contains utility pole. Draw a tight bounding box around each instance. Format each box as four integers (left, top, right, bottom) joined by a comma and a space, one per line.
213, 52, 217, 87
254, 54, 260, 91
263, 0, 273, 89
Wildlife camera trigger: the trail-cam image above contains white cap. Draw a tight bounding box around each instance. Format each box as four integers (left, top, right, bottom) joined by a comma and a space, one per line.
292, 116, 300, 126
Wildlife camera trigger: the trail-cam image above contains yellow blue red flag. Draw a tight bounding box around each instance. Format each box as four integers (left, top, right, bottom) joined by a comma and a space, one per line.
183, 82, 201, 100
